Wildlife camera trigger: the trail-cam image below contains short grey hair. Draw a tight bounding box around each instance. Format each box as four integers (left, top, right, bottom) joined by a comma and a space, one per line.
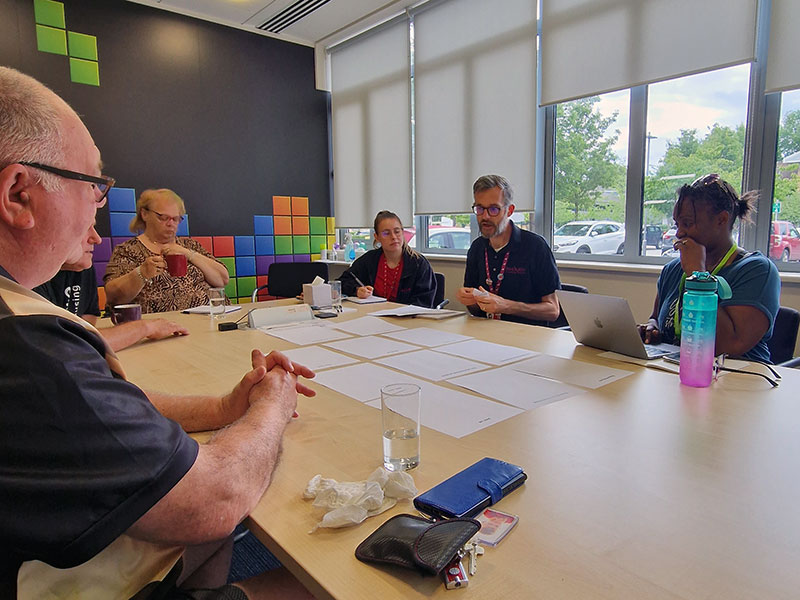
0, 67, 67, 191
473, 174, 513, 205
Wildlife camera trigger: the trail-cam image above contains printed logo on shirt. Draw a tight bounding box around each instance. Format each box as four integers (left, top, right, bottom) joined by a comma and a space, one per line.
505, 267, 527, 275
64, 284, 81, 315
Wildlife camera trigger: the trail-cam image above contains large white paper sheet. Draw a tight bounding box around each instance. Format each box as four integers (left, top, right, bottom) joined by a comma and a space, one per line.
182, 305, 241, 314
382, 327, 472, 347
323, 336, 419, 359
365, 386, 523, 439
450, 366, 584, 410
258, 323, 351, 345
436, 339, 537, 365
512, 354, 633, 389
313, 363, 419, 403
376, 349, 489, 381
281, 346, 359, 371
369, 305, 463, 319
329, 316, 406, 336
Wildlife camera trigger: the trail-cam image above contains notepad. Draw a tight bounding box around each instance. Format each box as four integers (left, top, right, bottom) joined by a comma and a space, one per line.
344, 295, 387, 304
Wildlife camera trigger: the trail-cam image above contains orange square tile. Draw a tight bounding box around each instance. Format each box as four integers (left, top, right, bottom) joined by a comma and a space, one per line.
292, 217, 309, 235
291, 196, 309, 215
192, 236, 213, 254
213, 236, 235, 257
274, 216, 292, 235
273, 196, 291, 215
97, 287, 106, 311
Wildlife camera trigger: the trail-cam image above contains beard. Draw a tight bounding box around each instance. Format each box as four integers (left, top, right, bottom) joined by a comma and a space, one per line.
480, 216, 510, 239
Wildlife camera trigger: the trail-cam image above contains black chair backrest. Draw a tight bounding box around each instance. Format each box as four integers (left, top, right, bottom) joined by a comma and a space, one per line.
433, 272, 445, 307
767, 306, 799, 365
547, 283, 589, 329
267, 262, 329, 298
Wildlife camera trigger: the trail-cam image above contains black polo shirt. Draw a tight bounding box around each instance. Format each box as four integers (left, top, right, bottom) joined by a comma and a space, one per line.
463, 222, 560, 326
33, 267, 101, 317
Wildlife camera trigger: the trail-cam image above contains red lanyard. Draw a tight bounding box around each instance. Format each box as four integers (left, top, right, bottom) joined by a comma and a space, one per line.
484, 248, 510, 295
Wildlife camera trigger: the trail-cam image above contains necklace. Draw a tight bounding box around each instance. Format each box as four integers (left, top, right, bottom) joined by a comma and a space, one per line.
674, 242, 738, 336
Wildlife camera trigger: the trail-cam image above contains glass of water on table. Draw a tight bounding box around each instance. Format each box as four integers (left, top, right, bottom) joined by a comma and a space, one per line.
208, 287, 227, 322
381, 383, 421, 471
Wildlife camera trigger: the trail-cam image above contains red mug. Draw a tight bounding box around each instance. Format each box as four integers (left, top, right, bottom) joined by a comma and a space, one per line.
165, 253, 188, 277
110, 304, 142, 325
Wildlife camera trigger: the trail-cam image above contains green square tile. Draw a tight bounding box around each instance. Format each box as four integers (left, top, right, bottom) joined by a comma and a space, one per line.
275, 236, 293, 255
310, 235, 327, 253
36, 25, 67, 55
224, 279, 237, 299
237, 276, 257, 298
69, 58, 99, 86
309, 217, 326, 235
34, 0, 65, 28
68, 32, 97, 60
292, 236, 310, 254
218, 256, 236, 276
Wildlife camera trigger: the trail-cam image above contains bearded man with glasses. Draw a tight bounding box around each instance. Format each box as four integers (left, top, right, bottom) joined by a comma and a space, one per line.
456, 174, 561, 325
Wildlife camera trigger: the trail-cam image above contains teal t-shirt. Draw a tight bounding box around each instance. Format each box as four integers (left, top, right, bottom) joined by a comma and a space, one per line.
656, 251, 780, 363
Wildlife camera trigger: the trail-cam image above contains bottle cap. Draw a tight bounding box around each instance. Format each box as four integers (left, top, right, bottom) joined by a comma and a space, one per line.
685, 271, 733, 299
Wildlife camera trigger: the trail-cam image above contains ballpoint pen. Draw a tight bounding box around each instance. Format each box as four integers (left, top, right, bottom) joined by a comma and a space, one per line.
436, 299, 450, 310
352, 274, 367, 288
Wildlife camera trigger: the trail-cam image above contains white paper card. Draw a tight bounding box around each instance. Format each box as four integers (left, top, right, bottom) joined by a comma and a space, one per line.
376, 349, 489, 381
451, 366, 584, 410
258, 323, 351, 346
329, 316, 406, 336
436, 339, 537, 365
281, 346, 359, 371
313, 363, 419, 403
512, 354, 634, 389
382, 327, 472, 347
323, 336, 419, 359
183, 305, 241, 314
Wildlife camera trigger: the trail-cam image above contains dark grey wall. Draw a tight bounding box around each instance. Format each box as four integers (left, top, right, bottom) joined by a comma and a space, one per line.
0, 0, 331, 237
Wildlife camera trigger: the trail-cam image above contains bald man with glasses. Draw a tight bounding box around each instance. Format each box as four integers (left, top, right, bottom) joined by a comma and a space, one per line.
456, 174, 561, 326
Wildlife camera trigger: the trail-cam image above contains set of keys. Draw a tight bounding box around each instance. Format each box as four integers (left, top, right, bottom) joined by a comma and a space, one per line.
442, 540, 484, 590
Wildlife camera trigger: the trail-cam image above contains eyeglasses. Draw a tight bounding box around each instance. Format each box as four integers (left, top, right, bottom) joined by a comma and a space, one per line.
691, 172, 738, 205
691, 173, 721, 187
378, 227, 403, 238
472, 204, 503, 217
19, 161, 115, 205
145, 207, 185, 224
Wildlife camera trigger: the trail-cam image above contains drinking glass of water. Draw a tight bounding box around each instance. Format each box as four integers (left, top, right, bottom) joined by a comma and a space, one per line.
330, 280, 342, 312
208, 287, 227, 321
381, 383, 420, 471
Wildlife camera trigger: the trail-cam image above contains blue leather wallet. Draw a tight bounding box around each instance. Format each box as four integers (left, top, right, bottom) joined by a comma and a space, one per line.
413, 457, 527, 519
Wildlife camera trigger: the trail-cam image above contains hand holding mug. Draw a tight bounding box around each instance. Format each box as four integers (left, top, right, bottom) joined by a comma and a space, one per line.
140, 255, 166, 279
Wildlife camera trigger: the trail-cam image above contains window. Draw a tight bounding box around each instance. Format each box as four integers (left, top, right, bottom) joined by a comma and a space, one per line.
771, 89, 800, 263
553, 90, 629, 256
643, 64, 750, 258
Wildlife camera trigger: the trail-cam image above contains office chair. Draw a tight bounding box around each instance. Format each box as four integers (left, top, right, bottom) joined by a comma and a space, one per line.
767, 306, 800, 366
433, 272, 446, 307
250, 262, 330, 301
547, 283, 589, 329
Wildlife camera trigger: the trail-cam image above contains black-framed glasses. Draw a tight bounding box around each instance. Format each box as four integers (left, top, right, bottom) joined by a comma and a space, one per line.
472, 204, 503, 217
145, 207, 185, 224
19, 161, 114, 204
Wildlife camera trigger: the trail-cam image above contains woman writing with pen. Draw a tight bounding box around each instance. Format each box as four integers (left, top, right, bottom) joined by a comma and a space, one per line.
338, 211, 437, 307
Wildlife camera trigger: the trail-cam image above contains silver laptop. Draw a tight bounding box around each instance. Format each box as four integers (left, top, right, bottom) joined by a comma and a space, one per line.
557, 290, 679, 360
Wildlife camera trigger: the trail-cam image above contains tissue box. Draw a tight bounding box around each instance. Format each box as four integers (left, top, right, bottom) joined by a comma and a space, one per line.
303, 283, 332, 307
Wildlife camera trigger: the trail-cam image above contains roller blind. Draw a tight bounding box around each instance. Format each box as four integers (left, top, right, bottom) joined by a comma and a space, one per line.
765, 0, 800, 93
330, 20, 411, 228
414, 0, 537, 214
541, 0, 758, 106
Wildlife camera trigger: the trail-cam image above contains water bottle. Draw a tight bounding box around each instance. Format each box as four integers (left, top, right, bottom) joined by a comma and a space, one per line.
679, 271, 731, 387
344, 234, 355, 261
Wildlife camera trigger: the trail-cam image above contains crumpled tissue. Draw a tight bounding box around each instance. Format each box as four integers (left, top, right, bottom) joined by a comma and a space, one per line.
303, 467, 417, 532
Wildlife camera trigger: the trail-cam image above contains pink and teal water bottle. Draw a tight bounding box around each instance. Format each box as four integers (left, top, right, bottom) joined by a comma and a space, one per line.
679, 271, 732, 387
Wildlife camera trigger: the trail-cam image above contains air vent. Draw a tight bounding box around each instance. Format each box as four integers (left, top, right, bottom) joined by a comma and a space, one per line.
258, 0, 334, 33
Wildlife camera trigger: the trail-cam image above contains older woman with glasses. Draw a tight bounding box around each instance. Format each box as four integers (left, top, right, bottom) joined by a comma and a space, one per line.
338, 210, 436, 307
104, 188, 229, 313
638, 174, 780, 362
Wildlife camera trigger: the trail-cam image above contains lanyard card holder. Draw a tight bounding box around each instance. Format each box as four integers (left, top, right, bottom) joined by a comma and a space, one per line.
413, 457, 527, 520
355, 514, 480, 576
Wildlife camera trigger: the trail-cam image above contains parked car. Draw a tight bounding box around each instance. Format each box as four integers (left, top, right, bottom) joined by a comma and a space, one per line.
553, 221, 625, 254
642, 225, 663, 248
661, 227, 677, 254
408, 227, 471, 250
770, 220, 800, 262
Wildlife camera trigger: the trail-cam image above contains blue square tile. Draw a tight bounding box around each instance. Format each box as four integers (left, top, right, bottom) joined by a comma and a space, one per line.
110, 212, 134, 236
235, 256, 256, 277
107, 187, 136, 212
254, 215, 273, 235
177, 215, 189, 237
235, 235, 255, 256
255, 236, 274, 255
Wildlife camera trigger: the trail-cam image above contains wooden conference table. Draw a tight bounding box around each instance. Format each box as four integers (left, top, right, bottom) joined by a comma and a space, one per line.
117, 300, 800, 600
